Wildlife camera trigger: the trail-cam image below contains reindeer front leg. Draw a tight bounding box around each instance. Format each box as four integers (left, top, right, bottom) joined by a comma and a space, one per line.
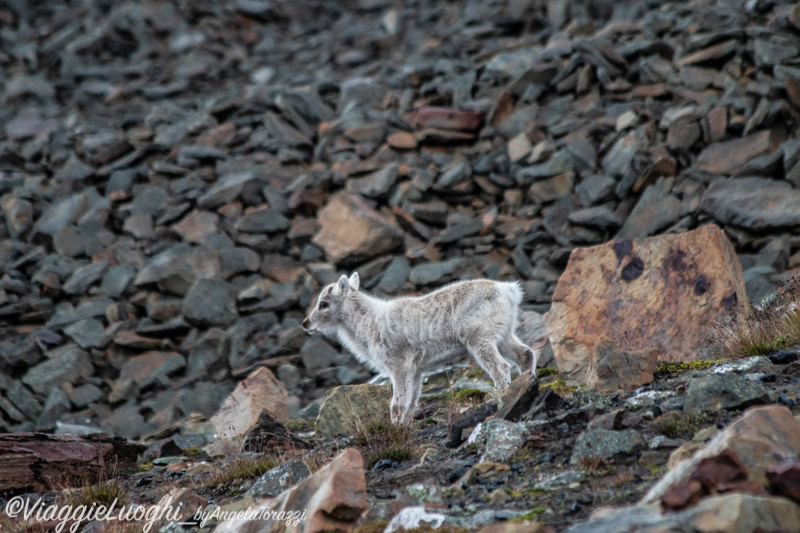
389, 372, 408, 424
401, 371, 423, 424
390, 367, 422, 424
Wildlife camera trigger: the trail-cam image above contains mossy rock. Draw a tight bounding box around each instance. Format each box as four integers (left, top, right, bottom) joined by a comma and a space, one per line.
315, 384, 392, 438
684, 373, 769, 415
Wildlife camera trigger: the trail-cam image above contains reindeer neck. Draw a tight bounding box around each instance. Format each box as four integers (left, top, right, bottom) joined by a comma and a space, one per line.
342, 290, 384, 333
335, 291, 386, 356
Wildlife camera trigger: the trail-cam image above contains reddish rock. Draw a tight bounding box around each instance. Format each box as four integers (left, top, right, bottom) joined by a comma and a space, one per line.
207, 367, 288, 455
113, 330, 168, 350
766, 458, 800, 502
411, 107, 484, 131
704, 106, 728, 142
109, 351, 185, 401
287, 217, 320, 240
696, 129, 785, 175
414, 128, 476, 144
661, 449, 763, 513
312, 192, 404, 264
242, 411, 309, 452
676, 40, 739, 67
156, 487, 207, 523
546, 225, 749, 386
1, 197, 34, 238
214, 448, 367, 533
643, 405, 800, 505
261, 254, 305, 283
387, 131, 417, 149
585, 340, 660, 394
0, 433, 145, 495
785, 78, 800, 110
173, 210, 220, 244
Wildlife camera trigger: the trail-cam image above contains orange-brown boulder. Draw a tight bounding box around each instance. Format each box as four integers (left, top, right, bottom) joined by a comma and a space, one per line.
546, 225, 749, 387
213, 448, 367, 533
312, 192, 404, 264
206, 367, 288, 455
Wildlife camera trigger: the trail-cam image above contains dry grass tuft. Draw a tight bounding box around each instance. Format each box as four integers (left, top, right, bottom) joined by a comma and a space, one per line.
579, 456, 605, 473
286, 445, 332, 473
655, 412, 714, 439
352, 411, 418, 469
59, 462, 128, 508
204, 454, 277, 490
198, 440, 336, 494
713, 276, 800, 358
61, 477, 129, 508
609, 468, 637, 488
0, 512, 34, 533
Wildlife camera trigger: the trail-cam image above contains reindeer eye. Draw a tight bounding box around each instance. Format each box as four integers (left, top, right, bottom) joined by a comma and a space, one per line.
319, 301, 329, 309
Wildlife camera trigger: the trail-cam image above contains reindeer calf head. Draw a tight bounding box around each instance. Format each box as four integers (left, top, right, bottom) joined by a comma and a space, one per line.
302, 272, 360, 336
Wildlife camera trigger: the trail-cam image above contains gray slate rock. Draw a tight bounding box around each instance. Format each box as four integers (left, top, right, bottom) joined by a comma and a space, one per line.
63, 318, 110, 349
516, 150, 574, 185
99, 265, 136, 297
46, 298, 114, 330
101, 404, 153, 440
438, 218, 484, 243
702, 177, 800, 229
246, 461, 310, 498
602, 132, 639, 177
346, 163, 399, 198
480, 418, 527, 463
131, 185, 169, 216
62, 261, 110, 295
568, 206, 623, 229
180, 381, 234, 418
301, 336, 347, 375
409, 258, 464, 285
182, 278, 239, 326
36, 389, 71, 430
6, 381, 43, 421
33, 191, 97, 237
571, 428, 643, 464
684, 373, 769, 415
575, 175, 616, 206
54, 155, 95, 182
186, 329, 227, 377
378, 256, 411, 293
134, 245, 221, 296
198, 170, 258, 209
22, 344, 93, 395
235, 208, 290, 233
69, 384, 104, 407
617, 180, 682, 238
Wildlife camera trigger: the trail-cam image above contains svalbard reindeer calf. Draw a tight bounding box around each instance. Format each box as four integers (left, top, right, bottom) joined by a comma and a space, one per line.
302, 273, 537, 424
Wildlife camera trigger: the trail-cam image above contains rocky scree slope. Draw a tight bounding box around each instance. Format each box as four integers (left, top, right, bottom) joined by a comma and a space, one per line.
2, 0, 800, 443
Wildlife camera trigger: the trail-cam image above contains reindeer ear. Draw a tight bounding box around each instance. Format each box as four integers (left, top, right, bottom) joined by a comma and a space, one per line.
349, 272, 360, 291
337, 274, 349, 293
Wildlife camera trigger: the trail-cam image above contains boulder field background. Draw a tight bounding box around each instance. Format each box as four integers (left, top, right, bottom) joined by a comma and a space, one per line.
3, 0, 800, 531
3, 0, 800, 440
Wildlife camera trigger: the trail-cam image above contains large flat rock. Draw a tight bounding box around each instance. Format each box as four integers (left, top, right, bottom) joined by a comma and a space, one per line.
546, 225, 749, 387
702, 177, 800, 230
